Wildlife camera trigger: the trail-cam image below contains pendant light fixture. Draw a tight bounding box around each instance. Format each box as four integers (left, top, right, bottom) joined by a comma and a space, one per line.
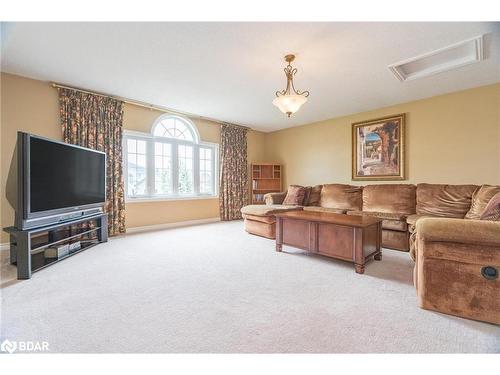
272, 54, 310, 117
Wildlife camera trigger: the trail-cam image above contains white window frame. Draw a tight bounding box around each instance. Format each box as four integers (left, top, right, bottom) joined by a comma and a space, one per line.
123, 115, 218, 202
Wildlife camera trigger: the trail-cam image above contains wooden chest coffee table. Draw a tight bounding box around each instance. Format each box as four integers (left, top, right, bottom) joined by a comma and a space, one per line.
275, 211, 382, 274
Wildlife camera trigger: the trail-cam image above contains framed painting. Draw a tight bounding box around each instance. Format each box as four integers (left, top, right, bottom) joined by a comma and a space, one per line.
352, 114, 405, 180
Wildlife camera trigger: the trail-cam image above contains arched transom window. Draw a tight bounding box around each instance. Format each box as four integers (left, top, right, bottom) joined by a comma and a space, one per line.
124, 114, 217, 200
152, 115, 198, 142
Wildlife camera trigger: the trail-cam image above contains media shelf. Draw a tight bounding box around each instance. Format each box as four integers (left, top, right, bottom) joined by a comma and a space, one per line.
250, 163, 282, 204
3, 212, 107, 279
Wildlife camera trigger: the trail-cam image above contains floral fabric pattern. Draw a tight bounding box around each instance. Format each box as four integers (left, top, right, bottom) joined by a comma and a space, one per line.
219, 124, 248, 220
58, 88, 126, 235
480, 192, 500, 221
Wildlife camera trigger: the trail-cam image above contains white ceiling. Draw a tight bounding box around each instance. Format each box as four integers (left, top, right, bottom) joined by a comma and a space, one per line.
1, 22, 499, 132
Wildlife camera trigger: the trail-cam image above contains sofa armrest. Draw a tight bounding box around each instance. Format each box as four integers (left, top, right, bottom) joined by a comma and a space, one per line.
416, 217, 500, 247
264, 192, 287, 205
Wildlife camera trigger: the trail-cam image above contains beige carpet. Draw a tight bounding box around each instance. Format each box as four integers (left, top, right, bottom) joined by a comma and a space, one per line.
1, 221, 499, 353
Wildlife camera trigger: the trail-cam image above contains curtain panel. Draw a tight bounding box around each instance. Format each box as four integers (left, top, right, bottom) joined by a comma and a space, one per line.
58, 88, 126, 235
219, 124, 248, 220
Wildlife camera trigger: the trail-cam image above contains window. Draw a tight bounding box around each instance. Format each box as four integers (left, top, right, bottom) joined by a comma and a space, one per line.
154, 142, 172, 195
124, 115, 218, 200
177, 144, 194, 194
153, 116, 195, 141
199, 147, 214, 194
126, 138, 147, 196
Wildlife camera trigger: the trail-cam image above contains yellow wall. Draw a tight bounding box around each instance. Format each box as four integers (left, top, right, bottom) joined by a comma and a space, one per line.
1, 73, 61, 242
265, 83, 500, 187
0, 73, 266, 241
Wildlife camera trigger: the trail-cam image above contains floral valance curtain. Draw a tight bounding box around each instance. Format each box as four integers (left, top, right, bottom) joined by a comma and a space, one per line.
219, 124, 248, 221
58, 88, 126, 235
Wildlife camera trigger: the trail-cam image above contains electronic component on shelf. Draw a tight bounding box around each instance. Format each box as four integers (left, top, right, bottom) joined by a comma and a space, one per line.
68, 241, 81, 253
44, 244, 70, 259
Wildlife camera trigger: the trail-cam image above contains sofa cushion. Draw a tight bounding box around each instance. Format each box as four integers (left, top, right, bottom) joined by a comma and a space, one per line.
243, 218, 276, 239
480, 192, 500, 221
283, 185, 307, 206
320, 184, 363, 210
416, 183, 478, 218
406, 214, 439, 227
362, 184, 416, 215
465, 185, 500, 219
382, 230, 409, 251
264, 192, 287, 205
302, 186, 312, 206
303, 206, 347, 214
347, 210, 408, 231
241, 204, 302, 217
241, 214, 276, 224
304, 185, 322, 206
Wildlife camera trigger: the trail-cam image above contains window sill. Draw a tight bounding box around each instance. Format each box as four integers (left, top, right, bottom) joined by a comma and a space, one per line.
125, 195, 219, 204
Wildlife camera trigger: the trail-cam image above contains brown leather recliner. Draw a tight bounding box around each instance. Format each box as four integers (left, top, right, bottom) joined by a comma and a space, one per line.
415, 217, 500, 324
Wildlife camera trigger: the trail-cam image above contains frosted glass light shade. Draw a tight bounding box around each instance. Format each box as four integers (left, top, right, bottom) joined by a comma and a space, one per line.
272, 94, 308, 117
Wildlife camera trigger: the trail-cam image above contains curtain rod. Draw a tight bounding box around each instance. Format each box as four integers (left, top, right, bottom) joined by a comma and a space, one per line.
50, 82, 251, 130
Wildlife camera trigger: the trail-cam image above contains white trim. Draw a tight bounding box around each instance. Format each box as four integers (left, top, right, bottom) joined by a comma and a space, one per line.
388, 35, 484, 82
0, 217, 222, 248
122, 129, 154, 139
126, 217, 220, 234
151, 114, 201, 144
123, 128, 219, 201
126, 195, 218, 203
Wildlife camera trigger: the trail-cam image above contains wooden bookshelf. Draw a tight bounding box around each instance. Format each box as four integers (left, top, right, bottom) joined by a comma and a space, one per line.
250, 163, 282, 204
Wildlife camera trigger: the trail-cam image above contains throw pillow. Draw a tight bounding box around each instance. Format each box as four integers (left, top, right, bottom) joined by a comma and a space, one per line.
466, 184, 500, 219
480, 192, 500, 221
302, 186, 312, 206
303, 185, 322, 206
282, 185, 307, 206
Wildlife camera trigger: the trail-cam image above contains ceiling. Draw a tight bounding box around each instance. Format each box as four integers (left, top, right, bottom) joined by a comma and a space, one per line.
1, 22, 499, 132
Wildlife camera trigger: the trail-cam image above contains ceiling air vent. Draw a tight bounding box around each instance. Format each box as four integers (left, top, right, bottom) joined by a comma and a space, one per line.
388, 35, 484, 82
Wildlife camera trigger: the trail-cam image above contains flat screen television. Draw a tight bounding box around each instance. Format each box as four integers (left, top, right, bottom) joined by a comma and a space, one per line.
16, 132, 106, 229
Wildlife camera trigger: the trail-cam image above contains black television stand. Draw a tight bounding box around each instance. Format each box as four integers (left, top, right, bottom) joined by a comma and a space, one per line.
3, 213, 108, 279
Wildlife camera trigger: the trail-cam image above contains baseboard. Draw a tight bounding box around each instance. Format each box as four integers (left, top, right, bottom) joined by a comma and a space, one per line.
126, 217, 220, 234
0, 217, 221, 247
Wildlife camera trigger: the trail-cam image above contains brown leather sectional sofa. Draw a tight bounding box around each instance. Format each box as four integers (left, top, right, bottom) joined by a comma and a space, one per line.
241, 182, 500, 324
242, 183, 484, 253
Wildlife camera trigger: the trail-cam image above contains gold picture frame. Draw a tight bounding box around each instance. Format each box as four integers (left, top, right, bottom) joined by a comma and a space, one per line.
352, 113, 405, 181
